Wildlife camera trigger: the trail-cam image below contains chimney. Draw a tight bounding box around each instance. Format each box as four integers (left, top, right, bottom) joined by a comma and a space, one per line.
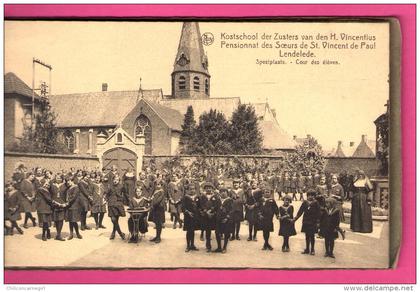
271, 109, 276, 118
102, 83, 108, 92
293, 135, 297, 140
361, 134, 367, 143
306, 134, 311, 139
338, 140, 343, 147
350, 141, 355, 147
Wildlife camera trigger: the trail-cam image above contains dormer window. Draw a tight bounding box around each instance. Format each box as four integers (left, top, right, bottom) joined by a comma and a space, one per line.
193, 76, 200, 91
179, 75, 186, 90
177, 53, 189, 66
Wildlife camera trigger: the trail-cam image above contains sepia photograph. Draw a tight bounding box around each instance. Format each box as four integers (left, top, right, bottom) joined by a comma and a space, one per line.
4, 19, 392, 270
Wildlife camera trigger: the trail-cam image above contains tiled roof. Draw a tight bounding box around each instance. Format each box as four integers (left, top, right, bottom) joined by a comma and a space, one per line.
259, 120, 295, 150
330, 138, 376, 158
159, 97, 241, 119
4, 72, 40, 98
49, 90, 162, 128
353, 139, 376, 158
252, 103, 268, 119
142, 99, 183, 132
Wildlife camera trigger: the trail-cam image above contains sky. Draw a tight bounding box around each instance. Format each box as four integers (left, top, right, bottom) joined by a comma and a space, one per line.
4, 21, 389, 150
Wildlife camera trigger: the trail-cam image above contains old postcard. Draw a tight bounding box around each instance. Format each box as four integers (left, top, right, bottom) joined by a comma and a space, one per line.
4, 20, 394, 269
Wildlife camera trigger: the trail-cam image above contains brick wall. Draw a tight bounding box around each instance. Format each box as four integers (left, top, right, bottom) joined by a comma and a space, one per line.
5, 152, 100, 180
121, 99, 173, 155
325, 157, 379, 177
143, 155, 379, 176
5, 152, 379, 181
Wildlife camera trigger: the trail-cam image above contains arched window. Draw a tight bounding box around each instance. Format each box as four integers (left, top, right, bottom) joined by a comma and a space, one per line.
205, 79, 209, 95
178, 75, 186, 90
193, 76, 200, 91
63, 130, 75, 153
135, 115, 152, 155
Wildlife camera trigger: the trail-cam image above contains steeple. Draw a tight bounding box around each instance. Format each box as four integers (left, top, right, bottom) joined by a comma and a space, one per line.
171, 22, 210, 99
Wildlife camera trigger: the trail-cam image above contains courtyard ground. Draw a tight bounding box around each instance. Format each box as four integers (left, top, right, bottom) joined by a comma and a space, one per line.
5, 200, 389, 269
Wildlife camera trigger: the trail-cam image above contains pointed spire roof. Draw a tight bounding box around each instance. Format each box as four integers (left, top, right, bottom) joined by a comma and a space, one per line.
173, 22, 209, 76
335, 141, 346, 157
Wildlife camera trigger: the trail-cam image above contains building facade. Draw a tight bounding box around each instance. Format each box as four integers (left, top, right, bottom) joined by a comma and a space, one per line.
5, 22, 298, 174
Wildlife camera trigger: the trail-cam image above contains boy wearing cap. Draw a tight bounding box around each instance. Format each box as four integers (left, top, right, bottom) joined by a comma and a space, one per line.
293, 189, 321, 255
182, 183, 200, 252
215, 187, 233, 253
198, 182, 221, 252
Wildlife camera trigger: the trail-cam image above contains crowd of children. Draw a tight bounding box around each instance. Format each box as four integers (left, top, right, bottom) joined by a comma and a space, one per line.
5, 162, 351, 259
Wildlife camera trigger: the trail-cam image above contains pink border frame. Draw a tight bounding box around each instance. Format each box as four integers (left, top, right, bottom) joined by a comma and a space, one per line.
3, 4, 416, 284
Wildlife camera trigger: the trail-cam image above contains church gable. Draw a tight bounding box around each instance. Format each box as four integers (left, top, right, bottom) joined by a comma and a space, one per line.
121, 99, 182, 155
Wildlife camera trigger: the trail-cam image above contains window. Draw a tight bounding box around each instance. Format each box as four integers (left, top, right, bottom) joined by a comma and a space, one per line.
193, 76, 200, 91
23, 109, 32, 127
205, 79, 209, 95
63, 130, 75, 153
178, 75, 186, 90
116, 133, 123, 144
135, 115, 152, 155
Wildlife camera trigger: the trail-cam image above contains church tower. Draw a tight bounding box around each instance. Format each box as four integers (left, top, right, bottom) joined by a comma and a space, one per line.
171, 22, 210, 99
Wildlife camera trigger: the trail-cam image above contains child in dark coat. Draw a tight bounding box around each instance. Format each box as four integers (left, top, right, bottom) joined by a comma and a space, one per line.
216, 188, 234, 253
5, 182, 23, 235
36, 179, 60, 241
320, 197, 341, 258
230, 178, 245, 241
148, 180, 166, 243
245, 180, 262, 241
18, 173, 37, 228
106, 176, 126, 240
293, 189, 321, 255
50, 175, 67, 241
278, 195, 296, 252
182, 183, 200, 252
198, 182, 221, 252
257, 188, 279, 251
65, 176, 83, 240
